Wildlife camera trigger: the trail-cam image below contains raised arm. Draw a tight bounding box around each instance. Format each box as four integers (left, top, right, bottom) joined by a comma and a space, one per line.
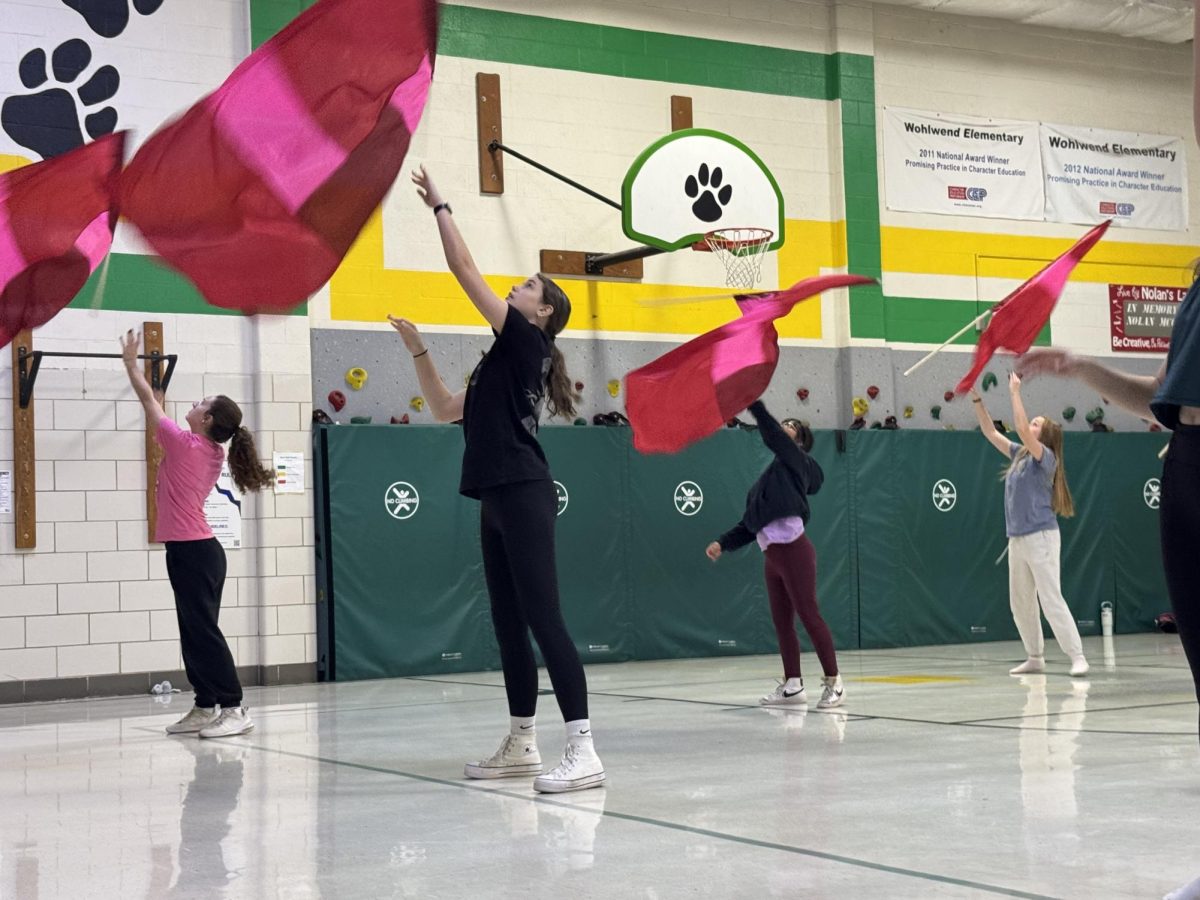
1017, 348, 1159, 419
1008, 372, 1043, 461
411, 165, 508, 333
388, 316, 465, 423
120, 330, 166, 426
969, 387, 1013, 457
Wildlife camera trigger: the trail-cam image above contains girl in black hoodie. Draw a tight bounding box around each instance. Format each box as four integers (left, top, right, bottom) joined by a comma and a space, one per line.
706, 401, 844, 709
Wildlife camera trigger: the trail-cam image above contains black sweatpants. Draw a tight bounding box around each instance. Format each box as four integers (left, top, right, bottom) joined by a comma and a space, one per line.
1162, 425, 1200, 738
165, 538, 243, 709
479, 480, 588, 722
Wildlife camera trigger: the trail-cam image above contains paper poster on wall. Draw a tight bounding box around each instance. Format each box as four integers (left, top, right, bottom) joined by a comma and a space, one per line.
273, 452, 305, 494
204, 462, 243, 549
882, 107, 1044, 220
0, 471, 11, 515
1109, 283, 1185, 353
1042, 124, 1188, 231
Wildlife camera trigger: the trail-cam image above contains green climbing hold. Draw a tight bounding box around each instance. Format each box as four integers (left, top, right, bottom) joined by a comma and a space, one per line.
981, 371, 998, 391
1062, 406, 1076, 422
930, 405, 942, 420
573, 417, 588, 426
350, 416, 373, 425
1084, 407, 1104, 425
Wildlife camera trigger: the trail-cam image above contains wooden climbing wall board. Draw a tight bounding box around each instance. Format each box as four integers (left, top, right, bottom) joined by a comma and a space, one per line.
11, 330, 35, 549
476, 73, 503, 194
671, 96, 693, 131
143, 321, 164, 543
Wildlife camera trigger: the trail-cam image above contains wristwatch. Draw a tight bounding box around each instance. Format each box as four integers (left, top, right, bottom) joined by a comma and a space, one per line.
433, 202, 452, 216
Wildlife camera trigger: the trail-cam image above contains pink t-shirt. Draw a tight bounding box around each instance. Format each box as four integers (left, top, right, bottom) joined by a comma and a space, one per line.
155, 417, 225, 542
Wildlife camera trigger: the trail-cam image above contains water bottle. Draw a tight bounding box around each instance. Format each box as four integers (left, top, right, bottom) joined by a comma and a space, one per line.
1100, 601, 1114, 638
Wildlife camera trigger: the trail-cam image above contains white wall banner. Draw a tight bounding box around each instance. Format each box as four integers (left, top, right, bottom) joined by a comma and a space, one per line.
882, 107, 1044, 221
1042, 123, 1187, 231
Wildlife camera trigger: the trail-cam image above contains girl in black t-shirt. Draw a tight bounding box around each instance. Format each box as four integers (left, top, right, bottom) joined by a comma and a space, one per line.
387, 165, 604, 795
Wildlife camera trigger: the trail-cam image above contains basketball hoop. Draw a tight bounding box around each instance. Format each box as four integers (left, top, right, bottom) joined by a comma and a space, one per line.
703, 227, 773, 289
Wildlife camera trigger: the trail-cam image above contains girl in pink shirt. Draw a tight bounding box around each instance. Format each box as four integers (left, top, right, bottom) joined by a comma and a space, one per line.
121, 330, 274, 739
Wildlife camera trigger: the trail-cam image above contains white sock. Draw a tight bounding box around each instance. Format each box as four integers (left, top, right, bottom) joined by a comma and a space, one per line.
783, 677, 803, 692
510, 715, 536, 736
566, 718, 592, 743
1165, 874, 1200, 900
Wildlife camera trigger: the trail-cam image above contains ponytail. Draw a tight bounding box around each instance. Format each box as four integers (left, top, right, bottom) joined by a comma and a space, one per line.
545, 343, 579, 420
227, 426, 275, 494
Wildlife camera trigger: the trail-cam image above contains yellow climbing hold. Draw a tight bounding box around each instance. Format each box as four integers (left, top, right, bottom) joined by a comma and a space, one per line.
345, 367, 368, 390
410, 397, 425, 412
607, 379, 621, 398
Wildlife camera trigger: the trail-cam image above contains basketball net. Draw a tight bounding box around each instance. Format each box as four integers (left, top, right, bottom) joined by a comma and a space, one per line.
703, 227, 773, 290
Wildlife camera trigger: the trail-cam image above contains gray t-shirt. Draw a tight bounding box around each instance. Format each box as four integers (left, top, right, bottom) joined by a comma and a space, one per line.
1004, 442, 1058, 538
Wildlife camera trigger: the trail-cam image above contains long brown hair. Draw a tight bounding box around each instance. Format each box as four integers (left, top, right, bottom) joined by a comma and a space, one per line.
536, 274, 581, 420
1006, 416, 1075, 518
207, 395, 275, 493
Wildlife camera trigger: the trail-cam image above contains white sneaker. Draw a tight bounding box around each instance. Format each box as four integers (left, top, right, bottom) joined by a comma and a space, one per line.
1069, 657, 1090, 677
760, 679, 806, 706
817, 675, 845, 709
165, 706, 218, 734
533, 740, 606, 793
464, 734, 542, 779
1010, 657, 1045, 675
198, 706, 254, 739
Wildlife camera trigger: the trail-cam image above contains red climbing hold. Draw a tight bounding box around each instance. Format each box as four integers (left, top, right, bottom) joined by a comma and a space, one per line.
867, 385, 880, 400
328, 390, 346, 411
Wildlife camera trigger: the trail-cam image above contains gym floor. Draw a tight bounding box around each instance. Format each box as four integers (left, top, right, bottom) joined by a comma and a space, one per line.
1, 633, 1195, 899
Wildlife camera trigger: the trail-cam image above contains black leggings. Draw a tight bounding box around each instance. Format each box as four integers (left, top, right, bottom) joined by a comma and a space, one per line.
479, 480, 588, 721
1162, 425, 1200, 737
165, 538, 242, 708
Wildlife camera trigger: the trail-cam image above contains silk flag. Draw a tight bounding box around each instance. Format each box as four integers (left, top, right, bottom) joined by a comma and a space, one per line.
955, 220, 1111, 394
626, 275, 875, 454
118, 0, 437, 314
0, 132, 125, 348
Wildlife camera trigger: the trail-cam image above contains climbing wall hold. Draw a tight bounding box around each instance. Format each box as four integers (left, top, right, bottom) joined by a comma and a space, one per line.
328, 390, 346, 412
1149, 422, 1163, 432
849, 417, 866, 431
607, 379, 621, 398
866, 385, 880, 400
903, 406, 914, 419
931, 405, 942, 420
410, 397, 425, 412
573, 417, 588, 426
313, 409, 334, 425
1085, 406, 1105, 425
981, 371, 998, 392
1062, 406, 1076, 422
882, 415, 899, 430
852, 397, 869, 418
345, 367, 368, 390
943, 390, 954, 403
574, 381, 585, 392
350, 416, 372, 424
797, 388, 810, 402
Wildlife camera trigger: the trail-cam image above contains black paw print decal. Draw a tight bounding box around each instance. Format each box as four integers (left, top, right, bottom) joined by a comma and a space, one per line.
684, 163, 733, 223
62, 0, 166, 39
1, 40, 120, 159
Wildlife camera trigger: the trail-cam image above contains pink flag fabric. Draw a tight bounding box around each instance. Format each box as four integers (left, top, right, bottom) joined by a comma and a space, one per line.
0, 132, 125, 348
626, 275, 876, 454
955, 220, 1111, 394
118, 0, 437, 314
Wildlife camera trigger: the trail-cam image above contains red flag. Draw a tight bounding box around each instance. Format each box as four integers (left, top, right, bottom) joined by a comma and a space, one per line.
955, 220, 1110, 394
118, 0, 437, 314
0, 132, 125, 348
626, 275, 875, 454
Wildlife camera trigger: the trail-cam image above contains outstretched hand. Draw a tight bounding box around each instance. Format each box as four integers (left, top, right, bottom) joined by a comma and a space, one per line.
1015, 347, 1077, 379
411, 164, 443, 209
119, 329, 140, 367
388, 315, 427, 356
1009, 371, 1022, 393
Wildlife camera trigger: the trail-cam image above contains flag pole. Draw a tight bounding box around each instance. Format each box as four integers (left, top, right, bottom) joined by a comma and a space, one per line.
902, 309, 992, 377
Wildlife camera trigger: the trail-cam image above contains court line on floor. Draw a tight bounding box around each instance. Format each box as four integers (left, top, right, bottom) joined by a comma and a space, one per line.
954, 699, 1198, 725
241, 741, 1061, 900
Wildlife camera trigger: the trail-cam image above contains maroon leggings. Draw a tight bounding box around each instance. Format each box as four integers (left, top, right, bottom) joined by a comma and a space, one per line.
763, 534, 838, 679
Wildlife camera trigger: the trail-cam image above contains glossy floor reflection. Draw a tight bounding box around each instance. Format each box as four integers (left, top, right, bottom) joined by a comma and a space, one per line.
2, 634, 1198, 899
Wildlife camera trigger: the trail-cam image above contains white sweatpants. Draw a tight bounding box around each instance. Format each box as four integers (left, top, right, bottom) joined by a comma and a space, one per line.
1008, 529, 1084, 661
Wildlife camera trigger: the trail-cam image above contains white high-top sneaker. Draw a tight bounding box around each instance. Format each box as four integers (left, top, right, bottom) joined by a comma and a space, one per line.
760, 678, 806, 706
464, 734, 542, 779
165, 706, 219, 735
198, 706, 254, 739
533, 740, 606, 794
817, 675, 845, 709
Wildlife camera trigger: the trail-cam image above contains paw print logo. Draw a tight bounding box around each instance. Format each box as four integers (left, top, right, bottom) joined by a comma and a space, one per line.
1, 40, 120, 159
63, 0, 166, 39
684, 163, 733, 223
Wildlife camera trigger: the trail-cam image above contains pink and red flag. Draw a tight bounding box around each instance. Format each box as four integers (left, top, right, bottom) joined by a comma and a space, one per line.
626, 275, 875, 454
0, 131, 125, 348
118, 0, 437, 314
955, 220, 1111, 394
